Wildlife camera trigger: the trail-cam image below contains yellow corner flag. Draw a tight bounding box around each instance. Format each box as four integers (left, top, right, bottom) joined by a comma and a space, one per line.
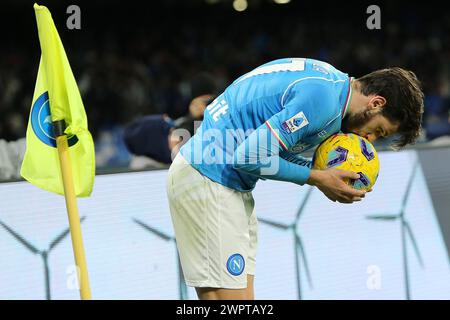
21, 3, 95, 197
21, 4, 93, 300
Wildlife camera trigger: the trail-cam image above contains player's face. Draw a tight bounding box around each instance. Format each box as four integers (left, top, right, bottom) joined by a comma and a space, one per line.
342, 109, 399, 143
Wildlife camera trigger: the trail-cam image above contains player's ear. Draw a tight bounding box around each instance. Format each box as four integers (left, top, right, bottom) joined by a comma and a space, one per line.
368, 95, 387, 112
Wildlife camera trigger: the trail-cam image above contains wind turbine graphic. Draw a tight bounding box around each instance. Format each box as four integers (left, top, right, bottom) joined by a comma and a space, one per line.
0, 216, 87, 300
366, 161, 424, 300
258, 186, 314, 299
132, 218, 188, 300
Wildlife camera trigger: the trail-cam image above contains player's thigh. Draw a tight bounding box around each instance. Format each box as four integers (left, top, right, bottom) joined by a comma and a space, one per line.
167, 153, 210, 284
196, 275, 254, 300
167, 155, 256, 289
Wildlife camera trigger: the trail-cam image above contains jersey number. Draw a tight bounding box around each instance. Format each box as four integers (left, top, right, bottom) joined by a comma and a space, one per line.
208, 59, 306, 121
235, 58, 306, 84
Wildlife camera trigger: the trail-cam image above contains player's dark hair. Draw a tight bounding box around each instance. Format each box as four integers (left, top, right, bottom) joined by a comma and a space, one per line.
357, 68, 424, 149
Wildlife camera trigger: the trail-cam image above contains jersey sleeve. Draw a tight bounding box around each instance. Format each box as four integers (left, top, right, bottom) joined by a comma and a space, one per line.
232, 79, 338, 185
265, 79, 338, 151
279, 151, 312, 168
232, 124, 313, 185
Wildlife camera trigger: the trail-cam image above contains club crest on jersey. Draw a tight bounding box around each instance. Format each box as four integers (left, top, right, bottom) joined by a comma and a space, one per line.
282, 111, 309, 134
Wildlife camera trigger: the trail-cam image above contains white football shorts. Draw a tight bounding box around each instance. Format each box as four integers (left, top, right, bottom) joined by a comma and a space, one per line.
166, 153, 257, 289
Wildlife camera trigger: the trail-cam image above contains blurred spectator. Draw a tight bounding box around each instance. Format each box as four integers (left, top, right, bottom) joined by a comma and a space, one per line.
0, 138, 26, 180
424, 92, 450, 140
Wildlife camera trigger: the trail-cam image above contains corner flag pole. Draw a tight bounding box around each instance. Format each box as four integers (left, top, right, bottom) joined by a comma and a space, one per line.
53, 120, 92, 300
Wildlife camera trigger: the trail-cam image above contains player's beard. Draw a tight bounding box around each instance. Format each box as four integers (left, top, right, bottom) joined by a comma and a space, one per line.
341, 108, 375, 134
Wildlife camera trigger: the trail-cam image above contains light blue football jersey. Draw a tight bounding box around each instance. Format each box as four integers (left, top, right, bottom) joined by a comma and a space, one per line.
180, 58, 353, 191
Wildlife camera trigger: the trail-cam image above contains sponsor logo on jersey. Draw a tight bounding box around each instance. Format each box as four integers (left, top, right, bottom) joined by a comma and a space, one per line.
317, 130, 328, 138
312, 63, 330, 75
291, 142, 311, 153
282, 111, 309, 134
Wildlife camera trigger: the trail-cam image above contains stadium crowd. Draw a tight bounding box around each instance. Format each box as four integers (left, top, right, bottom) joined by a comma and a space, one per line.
1, 1, 450, 171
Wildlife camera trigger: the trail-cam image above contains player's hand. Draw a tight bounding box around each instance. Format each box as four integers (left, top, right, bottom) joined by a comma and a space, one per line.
306, 169, 366, 204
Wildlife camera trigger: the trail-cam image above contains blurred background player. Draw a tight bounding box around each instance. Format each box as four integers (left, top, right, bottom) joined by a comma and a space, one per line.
124, 94, 215, 169
167, 58, 424, 300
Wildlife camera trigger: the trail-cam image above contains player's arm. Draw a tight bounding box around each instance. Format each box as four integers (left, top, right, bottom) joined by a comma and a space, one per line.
279, 151, 312, 168
232, 124, 312, 185
233, 80, 365, 203
233, 79, 335, 186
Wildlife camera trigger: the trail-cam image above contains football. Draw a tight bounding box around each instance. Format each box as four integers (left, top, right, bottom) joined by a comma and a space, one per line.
312, 133, 380, 190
